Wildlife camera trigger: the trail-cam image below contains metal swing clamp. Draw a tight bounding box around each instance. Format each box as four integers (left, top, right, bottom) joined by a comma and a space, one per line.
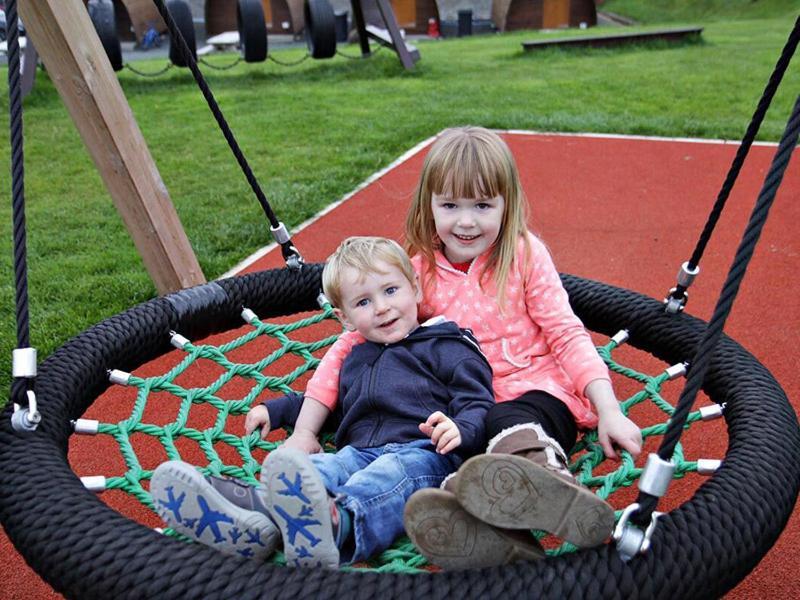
613, 453, 674, 561
271, 222, 304, 271
611, 330, 630, 347
317, 292, 331, 310
284, 247, 304, 271
664, 362, 688, 380
699, 402, 726, 421
108, 369, 132, 386
11, 347, 42, 432
169, 330, 190, 350
664, 262, 700, 314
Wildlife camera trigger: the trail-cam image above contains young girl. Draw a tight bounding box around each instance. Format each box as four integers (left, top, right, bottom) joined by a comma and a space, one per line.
280, 126, 643, 568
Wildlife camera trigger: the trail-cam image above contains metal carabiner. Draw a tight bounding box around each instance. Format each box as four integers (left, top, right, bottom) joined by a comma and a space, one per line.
12, 389, 41, 432
613, 503, 664, 562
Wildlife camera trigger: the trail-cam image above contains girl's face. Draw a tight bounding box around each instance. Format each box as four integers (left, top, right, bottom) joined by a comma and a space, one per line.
431, 193, 505, 263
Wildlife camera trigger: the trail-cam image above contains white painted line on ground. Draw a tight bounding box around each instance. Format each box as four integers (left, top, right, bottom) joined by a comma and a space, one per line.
502, 129, 779, 147
222, 129, 777, 278
221, 136, 437, 278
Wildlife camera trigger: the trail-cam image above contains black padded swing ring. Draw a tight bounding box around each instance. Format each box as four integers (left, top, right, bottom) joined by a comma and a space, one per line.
1, 267, 798, 599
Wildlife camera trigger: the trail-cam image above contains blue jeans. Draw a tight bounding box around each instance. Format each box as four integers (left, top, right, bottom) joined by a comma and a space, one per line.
309, 439, 461, 563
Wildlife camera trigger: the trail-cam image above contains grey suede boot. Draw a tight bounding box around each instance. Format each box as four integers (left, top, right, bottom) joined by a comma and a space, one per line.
403, 475, 544, 570
453, 424, 615, 548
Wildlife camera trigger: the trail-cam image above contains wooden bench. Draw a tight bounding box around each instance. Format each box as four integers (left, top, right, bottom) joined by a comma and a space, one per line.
522, 26, 703, 52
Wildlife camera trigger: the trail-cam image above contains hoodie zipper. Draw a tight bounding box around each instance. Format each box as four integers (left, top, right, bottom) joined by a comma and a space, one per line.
366, 346, 386, 446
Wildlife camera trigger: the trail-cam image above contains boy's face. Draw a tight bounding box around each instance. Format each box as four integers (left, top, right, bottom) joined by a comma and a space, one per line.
334, 260, 421, 344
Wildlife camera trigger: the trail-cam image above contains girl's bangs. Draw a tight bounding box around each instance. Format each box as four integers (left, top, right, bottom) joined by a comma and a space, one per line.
428, 143, 504, 200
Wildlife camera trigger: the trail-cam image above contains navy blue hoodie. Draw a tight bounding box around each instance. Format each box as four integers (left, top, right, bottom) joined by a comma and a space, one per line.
264, 320, 494, 459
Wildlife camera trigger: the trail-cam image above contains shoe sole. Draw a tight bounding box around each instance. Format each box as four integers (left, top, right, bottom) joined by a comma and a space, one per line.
454, 454, 615, 547
261, 448, 339, 569
150, 460, 279, 560
404, 488, 545, 570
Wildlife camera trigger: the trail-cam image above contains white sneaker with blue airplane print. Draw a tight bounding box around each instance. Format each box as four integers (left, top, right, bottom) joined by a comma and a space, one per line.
151, 460, 280, 560
261, 448, 339, 569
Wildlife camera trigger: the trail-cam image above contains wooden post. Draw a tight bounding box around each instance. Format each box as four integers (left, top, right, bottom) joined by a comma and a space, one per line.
20, 38, 38, 98
350, 0, 372, 56
119, 0, 166, 43
355, 0, 418, 70
19, 0, 205, 294
374, 0, 415, 70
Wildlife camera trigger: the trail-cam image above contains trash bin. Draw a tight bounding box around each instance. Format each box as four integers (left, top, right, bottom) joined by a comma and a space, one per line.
334, 11, 348, 43
457, 9, 472, 37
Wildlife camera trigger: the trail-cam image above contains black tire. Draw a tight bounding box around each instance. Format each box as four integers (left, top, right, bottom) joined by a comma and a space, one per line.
0, 268, 798, 599
167, 0, 197, 68
87, 0, 123, 72
237, 0, 268, 63
304, 0, 337, 59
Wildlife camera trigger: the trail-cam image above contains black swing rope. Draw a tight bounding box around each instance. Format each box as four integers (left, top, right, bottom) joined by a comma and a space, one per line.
5, 0, 39, 431
632, 91, 800, 529
665, 14, 800, 310
149, 0, 303, 268
627, 14, 800, 530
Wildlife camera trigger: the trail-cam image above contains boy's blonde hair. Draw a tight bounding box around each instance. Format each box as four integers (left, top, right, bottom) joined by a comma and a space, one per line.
404, 126, 530, 305
322, 236, 416, 308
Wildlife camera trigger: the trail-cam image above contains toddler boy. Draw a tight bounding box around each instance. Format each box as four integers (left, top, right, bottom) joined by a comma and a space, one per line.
151, 236, 495, 568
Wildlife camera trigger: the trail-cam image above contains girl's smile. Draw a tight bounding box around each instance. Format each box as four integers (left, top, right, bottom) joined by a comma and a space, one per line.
431, 194, 505, 263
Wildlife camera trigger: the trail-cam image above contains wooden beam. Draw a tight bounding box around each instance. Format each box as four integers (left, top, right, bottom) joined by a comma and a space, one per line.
21, 38, 38, 98
522, 27, 704, 52
350, 0, 372, 57
373, 0, 417, 70
119, 0, 166, 43
20, 0, 205, 295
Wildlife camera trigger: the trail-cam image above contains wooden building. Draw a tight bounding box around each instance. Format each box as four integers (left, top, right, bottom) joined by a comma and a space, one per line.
205, 0, 303, 36
205, 0, 436, 37
372, 0, 596, 35
106, 0, 165, 42
388, 0, 439, 33
493, 0, 596, 32
111, 0, 595, 44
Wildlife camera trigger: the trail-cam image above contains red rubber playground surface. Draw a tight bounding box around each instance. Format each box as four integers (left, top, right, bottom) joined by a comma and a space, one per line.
1, 132, 798, 598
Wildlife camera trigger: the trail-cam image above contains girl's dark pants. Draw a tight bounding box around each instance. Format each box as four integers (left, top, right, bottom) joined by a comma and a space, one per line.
484, 390, 577, 452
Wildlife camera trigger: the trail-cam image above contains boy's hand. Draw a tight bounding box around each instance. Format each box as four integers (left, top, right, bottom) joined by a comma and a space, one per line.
244, 405, 271, 440
419, 411, 462, 455
282, 429, 322, 454
597, 411, 642, 460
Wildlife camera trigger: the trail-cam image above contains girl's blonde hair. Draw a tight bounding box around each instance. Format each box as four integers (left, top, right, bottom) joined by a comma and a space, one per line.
404, 126, 530, 304
322, 236, 416, 309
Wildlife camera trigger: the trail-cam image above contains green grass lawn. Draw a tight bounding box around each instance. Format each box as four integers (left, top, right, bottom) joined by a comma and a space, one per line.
1, 10, 799, 397
602, 0, 798, 23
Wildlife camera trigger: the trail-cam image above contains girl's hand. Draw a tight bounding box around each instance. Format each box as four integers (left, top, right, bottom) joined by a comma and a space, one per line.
597, 411, 642, 460
419, 411, 462, 455
244, 405, 271, 440
282, 429, 323, 454
584, 378, 642, 460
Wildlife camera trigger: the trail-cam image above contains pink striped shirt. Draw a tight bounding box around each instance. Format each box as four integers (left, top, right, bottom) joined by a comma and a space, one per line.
307, 233, 608, 429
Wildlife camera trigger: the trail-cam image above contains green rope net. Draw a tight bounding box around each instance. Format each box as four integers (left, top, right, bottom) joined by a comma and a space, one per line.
87, 306, 710, 572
